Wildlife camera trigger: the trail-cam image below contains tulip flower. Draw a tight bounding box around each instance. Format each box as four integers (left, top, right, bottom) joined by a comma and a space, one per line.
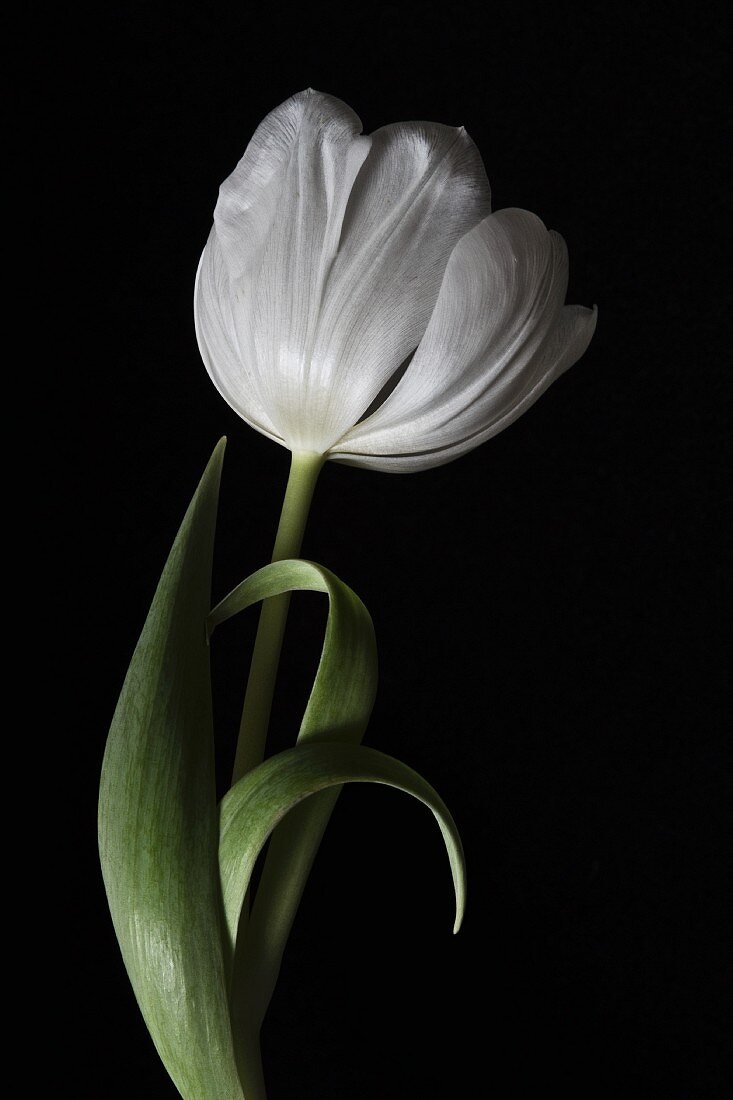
100, 89, 598, 1100
195, 87, 596, 471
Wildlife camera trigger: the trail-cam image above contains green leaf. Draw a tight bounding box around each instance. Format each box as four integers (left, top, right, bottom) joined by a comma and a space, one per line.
98, 440, 244, 1100
208, 558, 377, 747
208, 560, 378, 1027
219, 741, 466, 999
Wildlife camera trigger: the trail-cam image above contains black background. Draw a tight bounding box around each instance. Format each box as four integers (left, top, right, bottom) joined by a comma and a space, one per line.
60, 2, 730, 1096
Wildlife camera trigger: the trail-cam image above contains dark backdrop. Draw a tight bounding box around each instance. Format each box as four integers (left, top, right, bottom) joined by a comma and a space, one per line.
60, 2, 729, 1096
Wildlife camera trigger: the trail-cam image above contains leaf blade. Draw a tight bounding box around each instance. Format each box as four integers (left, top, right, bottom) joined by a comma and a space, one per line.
208, 560, 378, 1023
218, 741, 466, 976
208, 558, 377, 748
98, 440, 244, 1100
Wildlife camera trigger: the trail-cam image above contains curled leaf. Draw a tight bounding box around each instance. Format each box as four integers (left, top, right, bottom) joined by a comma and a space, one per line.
209, 560, 378, 1025
208, 557, 378, 746
219, 742, 467, 999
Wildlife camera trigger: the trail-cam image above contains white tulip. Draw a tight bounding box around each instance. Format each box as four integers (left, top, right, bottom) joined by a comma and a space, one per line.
195, 89, 596, 471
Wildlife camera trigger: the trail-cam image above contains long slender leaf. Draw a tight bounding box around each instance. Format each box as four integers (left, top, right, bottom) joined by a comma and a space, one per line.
98, 440, 244, 1100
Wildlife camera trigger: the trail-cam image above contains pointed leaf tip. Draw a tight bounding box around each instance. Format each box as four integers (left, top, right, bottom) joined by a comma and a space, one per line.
218, 742, 466, 1014
98, 441, 243, 1099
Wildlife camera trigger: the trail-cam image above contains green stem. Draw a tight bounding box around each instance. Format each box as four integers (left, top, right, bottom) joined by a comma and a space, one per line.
230, 449, 322, 1098
231, 450, 324, 785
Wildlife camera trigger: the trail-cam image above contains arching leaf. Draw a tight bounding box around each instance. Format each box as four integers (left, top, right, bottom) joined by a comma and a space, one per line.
218, 742, 466, 1013
208, 559, 378, 1026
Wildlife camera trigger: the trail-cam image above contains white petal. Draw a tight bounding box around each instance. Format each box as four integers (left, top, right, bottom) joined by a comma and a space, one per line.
194, 229, 283, 443
211, 89, 371, 451
332, 209, 596, 469
333, 304, 597, 471
214, 89, 367, 282
301, 122, 492, 448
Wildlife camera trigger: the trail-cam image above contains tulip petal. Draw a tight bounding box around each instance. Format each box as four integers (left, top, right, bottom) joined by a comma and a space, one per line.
198, 90, 492, 454
200, 89, 371, 452
303, 122, 491, 450
194, 230, 284, 443
213, 89, 367, 282
332, 209, 596, 470
336, 305, 597, 471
